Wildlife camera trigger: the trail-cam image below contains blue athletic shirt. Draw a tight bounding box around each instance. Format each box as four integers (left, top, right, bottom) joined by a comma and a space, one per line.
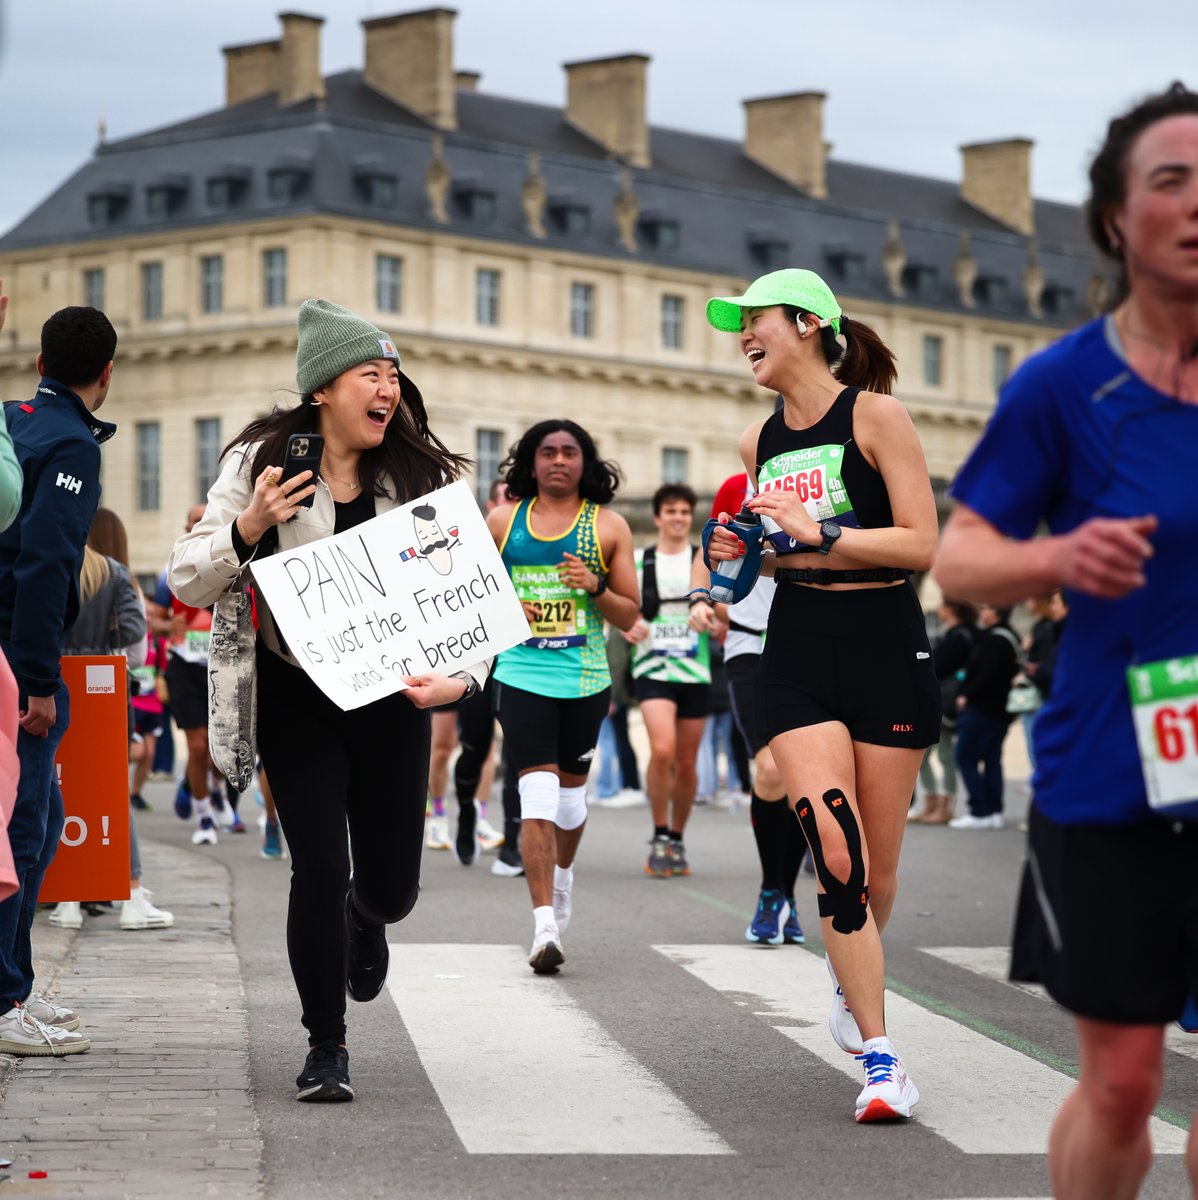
952, 316, 1198, 826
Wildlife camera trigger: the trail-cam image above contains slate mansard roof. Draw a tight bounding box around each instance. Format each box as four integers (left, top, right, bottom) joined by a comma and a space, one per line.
0, 68, 1099, 326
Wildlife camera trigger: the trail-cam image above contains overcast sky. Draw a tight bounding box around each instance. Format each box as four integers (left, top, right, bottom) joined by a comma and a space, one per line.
0, 1, 1194, 236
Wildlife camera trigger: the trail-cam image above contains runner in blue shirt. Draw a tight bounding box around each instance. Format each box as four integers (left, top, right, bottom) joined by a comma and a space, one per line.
935, 82, 1198, 1200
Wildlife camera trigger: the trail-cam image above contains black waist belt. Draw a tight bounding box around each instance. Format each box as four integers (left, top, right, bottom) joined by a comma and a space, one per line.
775, 567, 911, 586
727, 620, 766, 636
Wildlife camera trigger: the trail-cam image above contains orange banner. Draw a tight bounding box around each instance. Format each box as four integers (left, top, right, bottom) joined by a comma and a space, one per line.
39, 656, 132, 903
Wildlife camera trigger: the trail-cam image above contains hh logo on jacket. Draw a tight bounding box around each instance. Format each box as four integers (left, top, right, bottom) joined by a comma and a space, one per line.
55, 473, 82, 495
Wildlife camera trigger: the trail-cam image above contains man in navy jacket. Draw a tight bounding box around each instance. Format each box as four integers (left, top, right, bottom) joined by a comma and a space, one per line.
0, 306, 117, 1055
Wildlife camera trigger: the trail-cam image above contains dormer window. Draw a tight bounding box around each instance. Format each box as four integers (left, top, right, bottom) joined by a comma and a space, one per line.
551, 203, 591, 236
1042, 284, 1075, 317
455, 183, 497, 223
750, 237, 790, 270
267, 160, 311, 202
145, 176, 188, 219
825, 248, 866, 285
902, 264, 939, 298
206, 167, 250, 210
973, 275, 1009, 307
640, 217, 680, 251
353, 156, 398, 208
86, 184, 130, 227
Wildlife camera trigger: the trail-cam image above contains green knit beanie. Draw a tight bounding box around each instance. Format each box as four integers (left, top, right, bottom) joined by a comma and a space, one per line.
295, 299, 400, 395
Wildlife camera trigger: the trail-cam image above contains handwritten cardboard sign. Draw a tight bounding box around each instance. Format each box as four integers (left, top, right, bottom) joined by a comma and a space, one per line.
40, 656, 132, 903
251, 480, 529, 711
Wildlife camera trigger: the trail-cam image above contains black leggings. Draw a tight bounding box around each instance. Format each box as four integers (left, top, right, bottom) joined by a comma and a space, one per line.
454, 681, 495, 808
256, 644, 430, 1045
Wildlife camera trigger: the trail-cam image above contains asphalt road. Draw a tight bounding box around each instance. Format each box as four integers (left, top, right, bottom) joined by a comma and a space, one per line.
133, 777, 1197, 1200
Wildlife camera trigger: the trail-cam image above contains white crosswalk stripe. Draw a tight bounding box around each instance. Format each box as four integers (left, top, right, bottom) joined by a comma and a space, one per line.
654, 944, 1188, 1155
922, 945, 1198, 1066
387, 943, 732, 1155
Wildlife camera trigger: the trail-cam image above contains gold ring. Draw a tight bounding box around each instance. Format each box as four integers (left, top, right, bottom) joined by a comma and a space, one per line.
266, 472, 279, 487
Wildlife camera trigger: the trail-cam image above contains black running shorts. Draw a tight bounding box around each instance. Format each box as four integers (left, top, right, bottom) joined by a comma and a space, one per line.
632, 676, 711, 720
726, 653, 768, 756
1011, 805, 1198, 1024
164, 654, 208, 731
495, 682, 611, 778
757, 581, 939, 748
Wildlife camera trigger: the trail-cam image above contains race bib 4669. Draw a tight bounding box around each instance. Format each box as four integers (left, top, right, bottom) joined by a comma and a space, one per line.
757, 445, 854, 553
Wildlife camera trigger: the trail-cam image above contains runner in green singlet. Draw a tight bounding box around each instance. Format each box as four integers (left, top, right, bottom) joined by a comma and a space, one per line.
487, 420, 638, 973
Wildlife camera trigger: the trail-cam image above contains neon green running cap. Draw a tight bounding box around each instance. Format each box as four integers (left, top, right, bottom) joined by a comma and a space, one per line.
706, 268, 842, 335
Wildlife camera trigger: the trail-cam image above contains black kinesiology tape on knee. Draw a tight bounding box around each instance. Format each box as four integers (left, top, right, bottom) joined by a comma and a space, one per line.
794, 788, 869, 934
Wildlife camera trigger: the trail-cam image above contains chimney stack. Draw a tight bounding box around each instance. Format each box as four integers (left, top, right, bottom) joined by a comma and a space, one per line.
223, 37, 281, 107
960, 138, 1035, 236
278, 12, 325, 106
564, 54, 650, 168
743, 92, 827, 198
362, 8, 458, 131
455, 70, 481, 92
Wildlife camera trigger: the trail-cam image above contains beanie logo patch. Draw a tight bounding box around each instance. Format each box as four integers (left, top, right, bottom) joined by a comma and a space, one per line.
379, 338, 398, 359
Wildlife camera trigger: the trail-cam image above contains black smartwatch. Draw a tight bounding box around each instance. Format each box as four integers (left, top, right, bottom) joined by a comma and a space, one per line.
590, 573, 609, 597
817, 520, 842, 556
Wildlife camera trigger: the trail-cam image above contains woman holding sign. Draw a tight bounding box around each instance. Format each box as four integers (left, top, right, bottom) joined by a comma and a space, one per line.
703, 269, 940, 1124
170, 300, 483, 1104
935, 84, 1198, 1197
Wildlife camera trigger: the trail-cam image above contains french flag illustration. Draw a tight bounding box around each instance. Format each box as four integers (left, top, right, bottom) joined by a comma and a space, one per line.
399, 546, 419, 562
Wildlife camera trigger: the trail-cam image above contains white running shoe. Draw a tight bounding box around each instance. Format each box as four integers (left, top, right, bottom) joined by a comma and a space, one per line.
0, 1004, 90, 1056
947, 812, 1004, 830
553, 872, 573, 936
23, 992, 80, 1031
191, 818, 218, 846
826, 956, 864, 1054
528, 925, 564, 975
48, 902, 82, 929
854, 1043, 920, 1122
120, 887, 174, 930
425, 816, 450, 850
476, 816, 504, 851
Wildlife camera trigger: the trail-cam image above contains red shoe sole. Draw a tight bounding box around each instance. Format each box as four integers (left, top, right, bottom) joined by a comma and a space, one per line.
855, 1098, 908, 1123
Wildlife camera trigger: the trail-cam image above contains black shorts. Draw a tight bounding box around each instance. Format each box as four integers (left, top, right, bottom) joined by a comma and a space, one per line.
495, 682, 610, 777
632, 676, 711, 720
164, 654, 208, 730
133, 707, 165, 739
726, 653, 767, 756
757, 581, 939, 748
1011, 805, 1198, 1024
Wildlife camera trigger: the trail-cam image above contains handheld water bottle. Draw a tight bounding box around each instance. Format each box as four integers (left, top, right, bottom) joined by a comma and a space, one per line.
705, 506, 765, 604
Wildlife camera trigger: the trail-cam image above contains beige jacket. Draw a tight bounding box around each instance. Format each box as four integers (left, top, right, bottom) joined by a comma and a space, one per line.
167, 443, 489, 689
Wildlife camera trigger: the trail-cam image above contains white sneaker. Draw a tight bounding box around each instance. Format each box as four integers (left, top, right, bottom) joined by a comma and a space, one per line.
826, 957, 864, 1055
191, 818, 218, 846
528, 925, 564, 975
23, 992, 80, 1031
476, 816, 504, 851
553, 871, 573, 936
854, 1042, 920, 1122
0, 1004, 90, 1056
48, 902, 82, 929
948, 813, 1004, 830
425, 816, 450, 850
120, 887, 174, 930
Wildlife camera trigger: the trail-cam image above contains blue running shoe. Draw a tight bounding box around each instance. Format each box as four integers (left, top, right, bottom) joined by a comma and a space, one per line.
261, 817, 284, 860
174, 780, 193, 821
783, 897, 805, 944
745, 888, 785, 945
1179, 995, 1198, 1033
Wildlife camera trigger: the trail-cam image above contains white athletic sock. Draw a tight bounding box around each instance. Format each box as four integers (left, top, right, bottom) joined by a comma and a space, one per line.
861, 1036, 895, 1056
533, 905, 558, 936
194, 794, 213, 820
553, 865, 574, 892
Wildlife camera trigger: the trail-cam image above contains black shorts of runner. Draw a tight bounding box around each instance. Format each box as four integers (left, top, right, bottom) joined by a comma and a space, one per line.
726, 654, 767, 756
632, 676, 711, 720
133, 707, 166, 740
757, 580, 939, 748
495, 681, 610, 777
1011, 805, 1198, 1024
164, 654, 208, 730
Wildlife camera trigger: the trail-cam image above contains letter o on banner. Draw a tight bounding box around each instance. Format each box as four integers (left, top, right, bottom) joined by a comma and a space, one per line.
60, 816, 88, 848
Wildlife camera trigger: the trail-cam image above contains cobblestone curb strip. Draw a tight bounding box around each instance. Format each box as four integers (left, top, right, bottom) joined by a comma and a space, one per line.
0, 842, 263, 1198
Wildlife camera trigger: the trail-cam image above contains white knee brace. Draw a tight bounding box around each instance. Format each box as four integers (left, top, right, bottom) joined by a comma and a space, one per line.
518, 771, 559, 822
556, 784, 588, 831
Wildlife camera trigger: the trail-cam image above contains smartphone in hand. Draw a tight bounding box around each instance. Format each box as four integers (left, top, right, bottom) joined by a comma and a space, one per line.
279, 433, 324, 508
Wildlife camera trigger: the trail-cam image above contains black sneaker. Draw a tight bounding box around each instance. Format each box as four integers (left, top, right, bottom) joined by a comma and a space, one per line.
345, 885, 389, 1003
295, 1041, 354, 1102
130, 793, 151, 812
490, 843, 524, 877
454, 800, 479, 866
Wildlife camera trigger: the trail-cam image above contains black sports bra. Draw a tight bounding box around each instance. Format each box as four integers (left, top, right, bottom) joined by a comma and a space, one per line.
754, 387, 895, 555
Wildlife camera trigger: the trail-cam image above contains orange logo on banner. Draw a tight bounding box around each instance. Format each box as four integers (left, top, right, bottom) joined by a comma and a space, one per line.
39, 656, 131, 903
